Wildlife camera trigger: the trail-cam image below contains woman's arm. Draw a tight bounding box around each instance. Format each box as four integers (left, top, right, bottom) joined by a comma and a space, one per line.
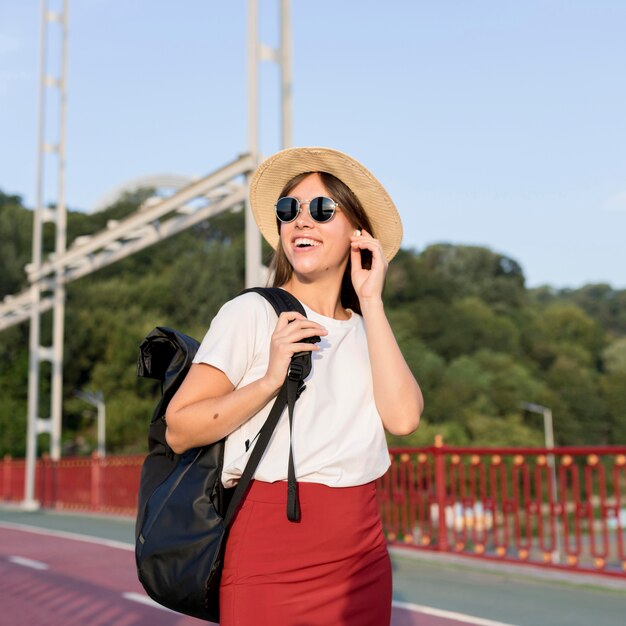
350, 230, 423, 435
165, 364, 276, 453
360, 298, 423, 435
165, 311, 326, 453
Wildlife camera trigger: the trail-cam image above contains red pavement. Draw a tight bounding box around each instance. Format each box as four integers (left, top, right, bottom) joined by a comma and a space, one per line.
0, 526, 471, 626
0, 526, 209, 626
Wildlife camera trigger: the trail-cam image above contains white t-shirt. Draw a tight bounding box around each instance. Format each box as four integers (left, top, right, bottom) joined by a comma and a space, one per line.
192, 291, 391, 488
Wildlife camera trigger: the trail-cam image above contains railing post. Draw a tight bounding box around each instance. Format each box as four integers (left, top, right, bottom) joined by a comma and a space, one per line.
434, 435, 448, 551
91, 452, 101, 512
2, 455, 11, 501
40, 453, 48, 506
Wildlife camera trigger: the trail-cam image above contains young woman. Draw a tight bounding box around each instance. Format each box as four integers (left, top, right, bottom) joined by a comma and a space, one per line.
165, 147, 423, 625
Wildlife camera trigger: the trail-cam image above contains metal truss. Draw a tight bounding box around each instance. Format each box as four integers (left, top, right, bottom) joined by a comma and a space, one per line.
0, 153, 255, 331
90, 173, 195, 213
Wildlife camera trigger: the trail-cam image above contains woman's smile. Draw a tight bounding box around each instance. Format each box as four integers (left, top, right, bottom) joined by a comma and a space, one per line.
292, 236, 322, 251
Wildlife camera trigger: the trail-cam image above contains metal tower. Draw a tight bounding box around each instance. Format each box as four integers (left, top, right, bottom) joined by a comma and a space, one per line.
246, 0, 292, 287
23, 0, 69, 508
0, 0, 293, 509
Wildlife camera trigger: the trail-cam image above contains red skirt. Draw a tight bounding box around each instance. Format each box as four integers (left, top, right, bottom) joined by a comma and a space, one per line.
220, 480, 392, 626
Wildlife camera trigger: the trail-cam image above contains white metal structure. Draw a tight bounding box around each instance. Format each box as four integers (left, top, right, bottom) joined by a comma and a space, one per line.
89, 174, 196, 214
245, 0, 292, 295
26, 154, 255, 285
22, 0, 70, 509
0, 1, 293, 509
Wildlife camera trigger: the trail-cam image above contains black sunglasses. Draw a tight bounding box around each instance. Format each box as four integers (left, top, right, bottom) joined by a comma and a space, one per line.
275, 196, 340, 224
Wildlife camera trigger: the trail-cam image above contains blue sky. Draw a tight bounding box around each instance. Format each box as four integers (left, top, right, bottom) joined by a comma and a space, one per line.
1, 1, 625, 289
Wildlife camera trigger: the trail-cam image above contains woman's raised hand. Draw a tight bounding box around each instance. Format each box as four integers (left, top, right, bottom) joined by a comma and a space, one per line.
263, 312, 327, 394
349, 228, 388, 303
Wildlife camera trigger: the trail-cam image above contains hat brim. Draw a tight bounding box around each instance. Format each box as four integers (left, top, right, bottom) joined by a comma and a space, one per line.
249, 147, 403, 261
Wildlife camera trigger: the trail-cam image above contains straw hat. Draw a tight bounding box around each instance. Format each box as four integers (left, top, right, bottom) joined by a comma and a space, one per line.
249, 146, 403, 261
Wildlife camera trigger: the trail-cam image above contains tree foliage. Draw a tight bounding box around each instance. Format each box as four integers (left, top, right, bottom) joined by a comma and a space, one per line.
0, 190, 624, 457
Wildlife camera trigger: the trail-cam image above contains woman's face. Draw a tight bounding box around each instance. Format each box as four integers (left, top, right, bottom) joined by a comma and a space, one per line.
279, 173, 355, 281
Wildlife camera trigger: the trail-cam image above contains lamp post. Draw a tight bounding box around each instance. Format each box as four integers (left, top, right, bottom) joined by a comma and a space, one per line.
75, 390, 105, 457
521, 402, 560, 562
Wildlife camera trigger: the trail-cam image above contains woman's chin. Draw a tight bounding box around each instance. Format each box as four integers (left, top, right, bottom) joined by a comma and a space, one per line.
288, 253, 349, 282
291, 265, 321, 281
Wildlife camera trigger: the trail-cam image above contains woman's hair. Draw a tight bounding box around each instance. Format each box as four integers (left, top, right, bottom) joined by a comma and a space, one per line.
268, 171, 374, 314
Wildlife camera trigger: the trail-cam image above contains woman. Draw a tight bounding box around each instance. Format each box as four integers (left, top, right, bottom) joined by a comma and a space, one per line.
165, 147, 423, 625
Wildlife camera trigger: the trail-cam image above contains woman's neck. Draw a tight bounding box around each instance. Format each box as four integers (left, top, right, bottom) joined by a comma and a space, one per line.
280, 275, 350, 320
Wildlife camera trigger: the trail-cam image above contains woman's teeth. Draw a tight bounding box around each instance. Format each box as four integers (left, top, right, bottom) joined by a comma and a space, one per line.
295, 238, 321, 248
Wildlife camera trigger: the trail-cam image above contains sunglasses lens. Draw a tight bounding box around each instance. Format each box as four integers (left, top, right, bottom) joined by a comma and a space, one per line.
309, 197, 336, 222
275, 197, 299, 222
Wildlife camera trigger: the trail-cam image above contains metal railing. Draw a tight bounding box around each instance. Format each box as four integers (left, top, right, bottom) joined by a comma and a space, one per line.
2, 440, 625, 579
378, 438, 626, 578
1, 453, 142, 516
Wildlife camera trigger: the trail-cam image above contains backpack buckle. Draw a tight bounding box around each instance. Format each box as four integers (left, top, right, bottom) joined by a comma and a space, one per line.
287, 361, 304, 382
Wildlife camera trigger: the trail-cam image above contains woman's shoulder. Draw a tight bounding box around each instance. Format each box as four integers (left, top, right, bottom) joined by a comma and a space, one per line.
195, 291, 276, 362
224, 290, 272, 307
216, 291, 276, 325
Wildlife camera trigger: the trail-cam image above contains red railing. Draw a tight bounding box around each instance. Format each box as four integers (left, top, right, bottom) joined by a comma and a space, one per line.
1, 453, 142, 516
2, 441, 625, 578
378, 438, 626, 578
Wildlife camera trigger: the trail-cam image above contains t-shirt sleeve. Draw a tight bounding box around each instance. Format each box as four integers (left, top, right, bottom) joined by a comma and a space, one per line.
192, 293, 272, 387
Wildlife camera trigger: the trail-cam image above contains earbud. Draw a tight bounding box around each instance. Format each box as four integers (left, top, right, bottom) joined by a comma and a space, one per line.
354, 229, 361, 237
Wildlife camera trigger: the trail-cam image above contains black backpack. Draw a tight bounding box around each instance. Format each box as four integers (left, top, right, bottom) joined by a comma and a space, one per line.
135, 287, 318, 621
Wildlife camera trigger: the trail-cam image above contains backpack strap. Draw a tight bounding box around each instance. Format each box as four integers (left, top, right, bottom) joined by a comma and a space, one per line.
223, 382, 287, 526
243, 286, 304, 316
222, 287, 318, 523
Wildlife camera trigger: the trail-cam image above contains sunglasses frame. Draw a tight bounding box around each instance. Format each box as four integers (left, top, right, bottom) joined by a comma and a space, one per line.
274, 195, 340, 224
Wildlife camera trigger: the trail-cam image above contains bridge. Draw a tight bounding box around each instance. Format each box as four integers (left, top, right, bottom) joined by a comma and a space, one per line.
2, 443, 626, 581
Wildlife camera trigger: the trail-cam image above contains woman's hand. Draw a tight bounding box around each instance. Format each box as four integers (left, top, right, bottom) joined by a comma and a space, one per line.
262, 312, 327, 393
350, 230, 423, 435
349, 228, 388, 303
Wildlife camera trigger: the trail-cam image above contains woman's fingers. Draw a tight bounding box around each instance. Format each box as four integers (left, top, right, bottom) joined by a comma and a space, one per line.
274, 310, 307, 330
275, 312, 326, 339
350, 229, 384, 258
271, 314, 326, 357
349, 228, 388, 300
278, 322, 328, 337
350, 230, 386, 269
290, 341, 322, 353
265, 314, 326, 389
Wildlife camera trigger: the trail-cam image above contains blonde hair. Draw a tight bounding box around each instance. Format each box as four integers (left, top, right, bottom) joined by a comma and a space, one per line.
268, 172, 375, 314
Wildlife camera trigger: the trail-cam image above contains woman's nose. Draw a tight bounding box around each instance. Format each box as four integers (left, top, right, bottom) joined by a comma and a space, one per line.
295, 201, 313, 227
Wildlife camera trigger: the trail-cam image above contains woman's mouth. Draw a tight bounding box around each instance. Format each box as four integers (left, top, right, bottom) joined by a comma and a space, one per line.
293, 237, 322, 250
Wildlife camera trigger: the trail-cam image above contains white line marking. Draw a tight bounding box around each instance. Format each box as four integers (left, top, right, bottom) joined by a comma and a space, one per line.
1, 522, 518, 626
122, 592, 176, 613
8, 555, 49, 570
0, 521, 133, 551
392, 600, 518, 626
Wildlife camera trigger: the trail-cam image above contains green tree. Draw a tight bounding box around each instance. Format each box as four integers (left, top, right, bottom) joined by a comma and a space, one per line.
0, 192, 32, 297
600, 371, 626, 444
545, 356, 607, 444
1, 186, 625, 455
419, 243, 526, 311
524, 303, 605, 370
603, 338, 626, 373
431, 297, 521, 359
425, 350, 544, 444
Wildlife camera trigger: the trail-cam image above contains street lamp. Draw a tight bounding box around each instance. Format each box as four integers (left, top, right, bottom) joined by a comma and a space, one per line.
75, 390, 106, 457
521, 402, 560, 562
522, 402, 555, 450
